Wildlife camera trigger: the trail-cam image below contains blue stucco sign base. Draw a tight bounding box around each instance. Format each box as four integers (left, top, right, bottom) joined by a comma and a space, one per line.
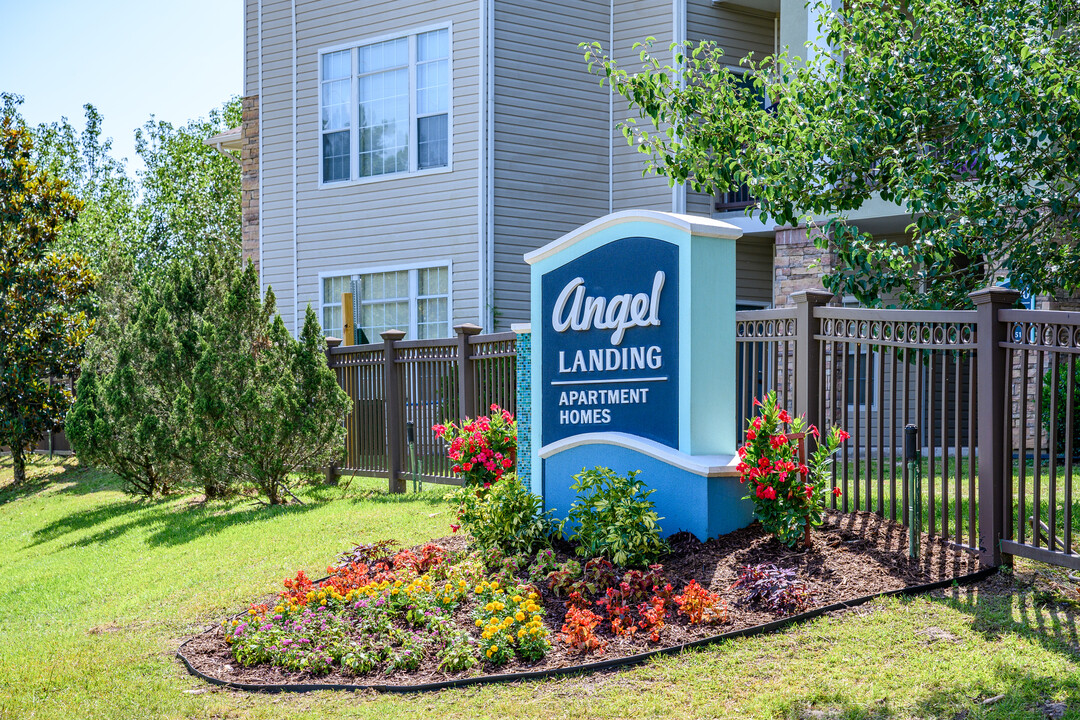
524, 211, 751, 540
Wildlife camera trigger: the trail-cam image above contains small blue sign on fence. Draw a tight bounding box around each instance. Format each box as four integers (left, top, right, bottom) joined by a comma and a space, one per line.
540, 236, 679, 449
525, 210, 754, 540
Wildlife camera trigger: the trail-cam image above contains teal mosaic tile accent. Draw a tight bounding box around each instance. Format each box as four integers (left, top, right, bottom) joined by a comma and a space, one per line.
515, 331, 531, 482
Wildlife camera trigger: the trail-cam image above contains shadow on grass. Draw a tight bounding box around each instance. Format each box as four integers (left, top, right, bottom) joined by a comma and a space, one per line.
24, 464, 450, 551
0, 462, 127, 509
779, 674, 1076, 720
769, 575, 1080, 719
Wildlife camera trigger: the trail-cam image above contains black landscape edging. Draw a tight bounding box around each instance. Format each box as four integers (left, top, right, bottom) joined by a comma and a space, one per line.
176, 565, 997, 694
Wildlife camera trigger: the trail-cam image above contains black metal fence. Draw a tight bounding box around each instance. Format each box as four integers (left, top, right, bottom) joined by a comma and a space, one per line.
736, 288, 1078, 570
325, 324, 516, 490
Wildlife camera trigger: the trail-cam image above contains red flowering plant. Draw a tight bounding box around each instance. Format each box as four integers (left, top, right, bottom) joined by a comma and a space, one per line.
434, 404, 517, 490
737, 391, 848, 549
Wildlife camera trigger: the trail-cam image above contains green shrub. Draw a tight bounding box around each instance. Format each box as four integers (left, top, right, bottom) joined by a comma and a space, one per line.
563, 466, 668, 568
450, 473, 556, 555
68, 253, 350, 503
1040, 360, 1080, 457
67, 253, 232, 497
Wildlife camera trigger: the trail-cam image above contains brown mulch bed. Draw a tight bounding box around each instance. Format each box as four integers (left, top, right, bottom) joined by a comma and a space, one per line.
179, 510, 981, 689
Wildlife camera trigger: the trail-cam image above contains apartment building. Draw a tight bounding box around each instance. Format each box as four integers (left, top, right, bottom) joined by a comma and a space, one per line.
234, 0, 910, 340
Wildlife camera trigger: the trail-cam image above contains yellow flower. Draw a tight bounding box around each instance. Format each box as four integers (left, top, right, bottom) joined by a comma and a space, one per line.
475, 619, 483, 627
514, 611, 525, 622
518, 629, 526, 638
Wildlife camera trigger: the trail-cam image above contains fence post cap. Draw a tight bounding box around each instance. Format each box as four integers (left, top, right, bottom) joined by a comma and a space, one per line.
969, 286, 1022, 306
454, 323, 483, 336
380, 328, 407, 341
325, 337, 342, 350
790, 289, 834, 306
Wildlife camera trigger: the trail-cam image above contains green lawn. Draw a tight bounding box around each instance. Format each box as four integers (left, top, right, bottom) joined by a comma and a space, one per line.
2, 454, 1079, 720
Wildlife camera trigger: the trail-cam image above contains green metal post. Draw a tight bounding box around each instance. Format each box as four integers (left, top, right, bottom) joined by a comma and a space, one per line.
407, 422, 421, 493
905, 424, 921, 559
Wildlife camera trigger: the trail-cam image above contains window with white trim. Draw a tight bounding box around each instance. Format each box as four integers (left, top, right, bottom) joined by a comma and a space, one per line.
321, 266, 451, 342
320, 28, 450, 184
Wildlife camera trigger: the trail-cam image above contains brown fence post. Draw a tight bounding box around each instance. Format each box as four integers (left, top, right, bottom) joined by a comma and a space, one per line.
455, 323, 483, 420
792, 290, 833, 442
971, 286, 1020, 567
324, 337, 343, 484
382, 328, 407, 494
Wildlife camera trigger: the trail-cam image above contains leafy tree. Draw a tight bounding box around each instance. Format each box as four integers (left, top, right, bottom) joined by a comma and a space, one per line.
29, 98, 240, 283
585, 0, 1080, 308
189, 273, 350, 505
0, 95, 95, 485
31, 104, 138, 276
134, 99, 241, 276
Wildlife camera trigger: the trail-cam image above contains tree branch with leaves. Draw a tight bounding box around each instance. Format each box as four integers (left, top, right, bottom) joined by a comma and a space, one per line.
585, 0, 1080, 307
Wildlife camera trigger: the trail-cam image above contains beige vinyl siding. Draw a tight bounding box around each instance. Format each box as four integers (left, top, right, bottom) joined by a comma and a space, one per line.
612, 0, 673, 212
259, 0, 296, 325
735, 238, 774, 305
255, 0, 481, 335
245, 0, 259, 96
685, 1, 777, 218
491, 0, 609, 328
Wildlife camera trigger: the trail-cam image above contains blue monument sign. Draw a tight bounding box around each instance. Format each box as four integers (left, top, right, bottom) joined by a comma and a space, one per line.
540, 236, 679, 449
525, 210, 753, 540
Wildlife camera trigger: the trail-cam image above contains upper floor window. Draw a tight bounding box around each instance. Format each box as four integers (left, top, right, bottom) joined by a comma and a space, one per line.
320, 27, 451, 184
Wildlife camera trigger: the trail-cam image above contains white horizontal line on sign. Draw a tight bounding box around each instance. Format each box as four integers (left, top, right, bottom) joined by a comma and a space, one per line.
550, 376, 668, 386
538, 432, 741, 477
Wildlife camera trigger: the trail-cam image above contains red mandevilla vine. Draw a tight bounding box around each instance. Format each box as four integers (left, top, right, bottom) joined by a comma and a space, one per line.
737, 391, 848, 549
434, 404, 516, 490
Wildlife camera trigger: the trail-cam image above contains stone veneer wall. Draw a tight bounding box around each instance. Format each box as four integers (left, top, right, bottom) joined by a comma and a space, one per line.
514, 329, 532, 484
241, 95, 259, 271
773, 227, 837, 307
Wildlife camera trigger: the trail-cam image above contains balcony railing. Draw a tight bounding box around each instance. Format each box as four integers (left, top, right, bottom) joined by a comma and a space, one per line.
714, 183, 756, 212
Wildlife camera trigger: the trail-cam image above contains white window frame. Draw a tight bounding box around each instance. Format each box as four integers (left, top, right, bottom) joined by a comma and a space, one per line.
317, 24, 454, 189
318, 260, 454, 342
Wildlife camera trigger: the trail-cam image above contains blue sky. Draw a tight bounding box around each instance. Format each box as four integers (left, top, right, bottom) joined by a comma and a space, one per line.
0, 0, 243, 176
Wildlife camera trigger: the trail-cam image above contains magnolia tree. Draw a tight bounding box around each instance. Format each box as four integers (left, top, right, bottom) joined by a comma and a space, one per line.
585, 0, 1080, 307
0, 95, 95, 486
